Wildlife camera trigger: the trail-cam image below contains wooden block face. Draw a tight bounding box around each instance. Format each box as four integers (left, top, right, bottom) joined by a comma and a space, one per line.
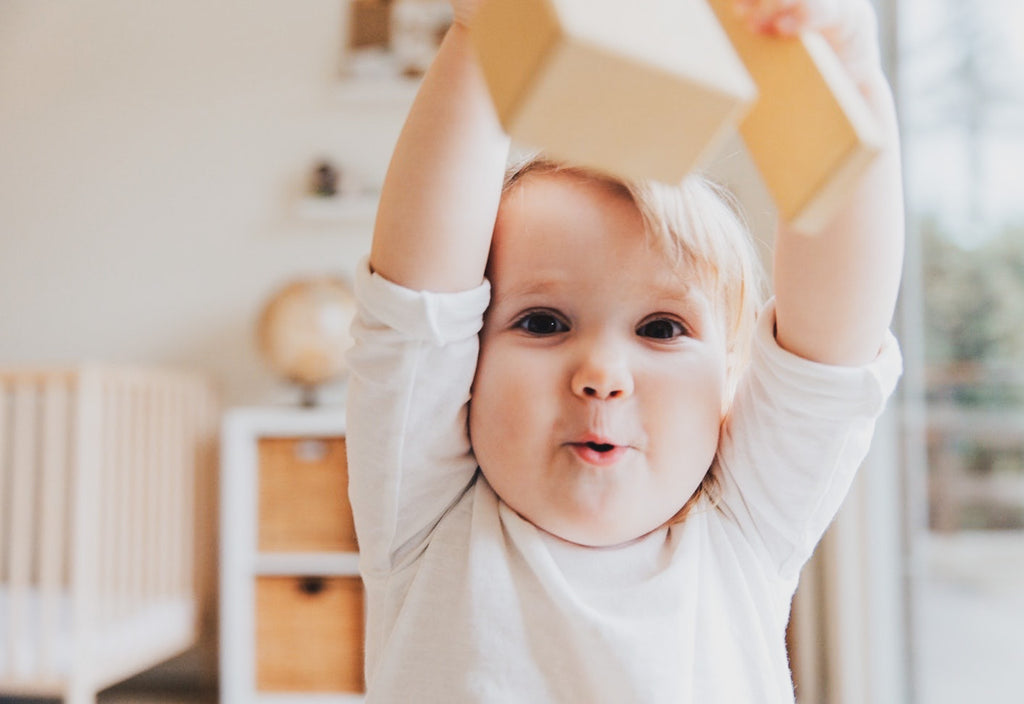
552, 0, 752, 96
706, 0, 881, 231
471, 0, 561, 122
255, 575, 365, 692
511, 38, 747, 183
258, 437, 357, 552
472, 0, 754, 183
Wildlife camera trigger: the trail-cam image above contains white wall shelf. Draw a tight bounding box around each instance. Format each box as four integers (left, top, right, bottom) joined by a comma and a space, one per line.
335, 76, 419, 108
254, 552, 361, 577
297, 195, 379, 225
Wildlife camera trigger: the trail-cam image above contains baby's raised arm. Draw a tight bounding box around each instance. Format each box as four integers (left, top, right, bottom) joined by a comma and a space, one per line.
745, 0, 905, 366
369, 1, 510, 293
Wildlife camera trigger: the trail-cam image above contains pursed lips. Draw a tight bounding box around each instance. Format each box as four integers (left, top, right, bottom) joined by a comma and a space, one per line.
566, 433, 631, 466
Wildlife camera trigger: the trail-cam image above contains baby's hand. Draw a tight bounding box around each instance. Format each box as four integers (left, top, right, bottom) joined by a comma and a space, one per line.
734, 0, 883, 86
449, 0, 485, 28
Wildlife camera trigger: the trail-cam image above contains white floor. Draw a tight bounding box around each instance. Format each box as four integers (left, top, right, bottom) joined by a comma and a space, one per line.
916, 531, 1024, 704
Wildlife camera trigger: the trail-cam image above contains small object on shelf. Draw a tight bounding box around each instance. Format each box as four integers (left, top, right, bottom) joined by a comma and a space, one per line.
311, 159, 341, 197
302, 158, 379, 223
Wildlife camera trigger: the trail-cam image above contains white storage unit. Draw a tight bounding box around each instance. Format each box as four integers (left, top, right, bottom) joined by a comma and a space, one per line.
220, 407, 364, 704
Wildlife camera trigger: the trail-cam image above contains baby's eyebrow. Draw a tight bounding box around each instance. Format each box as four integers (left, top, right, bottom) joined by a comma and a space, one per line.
647, 278, 696, 300
644, 283, 719, 327
490, 275, 568, 305
638, 270, 703, 305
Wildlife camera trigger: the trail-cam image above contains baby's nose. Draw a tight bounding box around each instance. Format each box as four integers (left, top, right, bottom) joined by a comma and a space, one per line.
570, 352, 634, 400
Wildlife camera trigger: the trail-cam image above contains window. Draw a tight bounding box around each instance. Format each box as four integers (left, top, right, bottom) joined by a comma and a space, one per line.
899, 0, 1024, 700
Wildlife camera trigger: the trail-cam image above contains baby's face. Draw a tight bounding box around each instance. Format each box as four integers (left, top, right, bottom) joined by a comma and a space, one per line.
469, 173, 729, 547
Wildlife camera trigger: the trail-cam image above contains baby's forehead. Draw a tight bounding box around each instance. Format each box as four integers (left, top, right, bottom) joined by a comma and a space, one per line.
499, 168, 629, 206
494, 166, 726, 296
494, 181, 698, 268
494, 264, 697, 299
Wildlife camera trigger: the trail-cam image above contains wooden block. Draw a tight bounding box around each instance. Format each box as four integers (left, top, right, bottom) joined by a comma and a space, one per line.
256, 575, 365, 692
257, 436, 358, 553
706, 0, 882, 233
471, 0, 756, 184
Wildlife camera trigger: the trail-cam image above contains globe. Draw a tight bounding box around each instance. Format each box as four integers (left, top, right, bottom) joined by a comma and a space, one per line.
256, 276, 356, 403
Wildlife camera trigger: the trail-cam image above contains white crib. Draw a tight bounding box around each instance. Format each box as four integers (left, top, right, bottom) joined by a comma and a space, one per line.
0, 366, 218, 703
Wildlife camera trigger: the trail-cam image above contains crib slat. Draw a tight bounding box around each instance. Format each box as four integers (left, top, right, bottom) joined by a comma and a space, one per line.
181, 381, 197, 600
38, 378, 71, 678
98, 380, 117, 627
143, 375, 158, 605
137, 377, 150, 605
129, 378, 144, 612
114, 376, 129, 614
0, 380, 10, 676
8, 380, 39, 678
68, 367, 104, 700
168, 381, 185, 599
160, 377, 177, 602
157, 375, 172, 602
151, 378, 166, 601
113, 376, 132, 622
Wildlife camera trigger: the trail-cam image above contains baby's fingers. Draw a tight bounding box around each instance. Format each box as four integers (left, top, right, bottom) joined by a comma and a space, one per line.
449, 0, 484, 28
733, 0, 808, 35
732, 0, 882, 83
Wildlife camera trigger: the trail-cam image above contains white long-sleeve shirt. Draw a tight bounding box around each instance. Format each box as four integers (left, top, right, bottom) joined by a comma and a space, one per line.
345, 259, 902, 703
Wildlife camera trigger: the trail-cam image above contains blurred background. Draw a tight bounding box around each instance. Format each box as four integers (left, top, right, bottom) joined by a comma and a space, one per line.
898, 0, 1024, 701
1, 0, 1022, 702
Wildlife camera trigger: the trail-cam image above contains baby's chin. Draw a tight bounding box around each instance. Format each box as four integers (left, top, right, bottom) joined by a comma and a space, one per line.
522, 503, 683, 549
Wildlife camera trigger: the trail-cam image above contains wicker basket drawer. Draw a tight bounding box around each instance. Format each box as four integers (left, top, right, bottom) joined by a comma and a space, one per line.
257, 436, 357, 552
255, 575, 365, 692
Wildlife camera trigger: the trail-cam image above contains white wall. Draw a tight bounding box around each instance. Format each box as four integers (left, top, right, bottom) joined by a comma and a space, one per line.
0, 0, 408, 406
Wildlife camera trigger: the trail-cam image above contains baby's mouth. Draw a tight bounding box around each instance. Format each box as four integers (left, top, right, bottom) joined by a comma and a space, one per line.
569, 439, 628, 466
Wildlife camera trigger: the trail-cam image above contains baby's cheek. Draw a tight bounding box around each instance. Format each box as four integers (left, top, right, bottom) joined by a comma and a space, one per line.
471, 347, 536, 447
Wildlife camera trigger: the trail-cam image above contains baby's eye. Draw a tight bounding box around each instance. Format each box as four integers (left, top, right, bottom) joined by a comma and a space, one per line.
636, 317, 687, 340
515, 311, 569, 335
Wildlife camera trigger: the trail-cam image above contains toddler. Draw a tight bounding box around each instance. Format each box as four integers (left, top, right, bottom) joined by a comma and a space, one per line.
346, 0, 905, 701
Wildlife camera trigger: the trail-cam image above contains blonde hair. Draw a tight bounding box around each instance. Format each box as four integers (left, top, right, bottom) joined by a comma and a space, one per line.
501, 155, 766, 522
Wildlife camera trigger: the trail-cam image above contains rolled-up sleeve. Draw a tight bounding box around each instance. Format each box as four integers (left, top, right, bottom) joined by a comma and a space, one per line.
715, 299, 903, 580
345, 258, 491, 575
